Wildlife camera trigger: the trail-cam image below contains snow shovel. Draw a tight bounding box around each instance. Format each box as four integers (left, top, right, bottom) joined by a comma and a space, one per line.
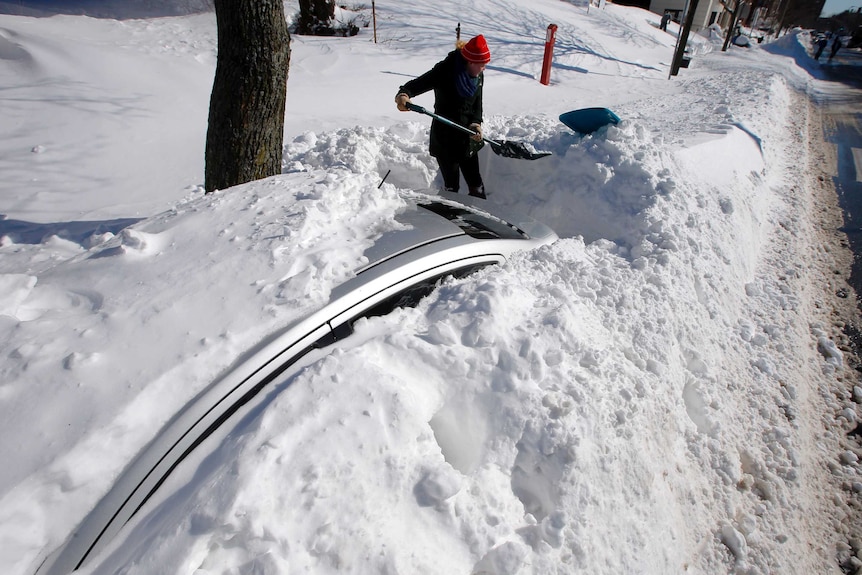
559, 107, 621, 135
406, 102, 551, 160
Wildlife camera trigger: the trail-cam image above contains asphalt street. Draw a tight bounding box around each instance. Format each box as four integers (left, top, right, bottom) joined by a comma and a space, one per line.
821, 48, 862, 296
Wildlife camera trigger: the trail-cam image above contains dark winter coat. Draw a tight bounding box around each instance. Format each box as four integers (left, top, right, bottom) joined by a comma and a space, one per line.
398, 50, 484, 161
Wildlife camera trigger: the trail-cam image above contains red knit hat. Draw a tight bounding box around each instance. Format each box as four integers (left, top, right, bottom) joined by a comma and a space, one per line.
462, 35, 491, 64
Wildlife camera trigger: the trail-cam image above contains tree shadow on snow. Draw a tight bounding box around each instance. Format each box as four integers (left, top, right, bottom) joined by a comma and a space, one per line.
0, 0, 213, 19
0, 216, 142, 245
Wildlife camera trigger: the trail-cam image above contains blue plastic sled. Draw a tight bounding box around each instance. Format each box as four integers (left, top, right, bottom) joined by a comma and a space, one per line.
559, 107, 621, 135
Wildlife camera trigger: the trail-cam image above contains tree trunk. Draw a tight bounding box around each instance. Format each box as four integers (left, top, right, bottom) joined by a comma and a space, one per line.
297, 0, 335, 35
205, 0, 290, 193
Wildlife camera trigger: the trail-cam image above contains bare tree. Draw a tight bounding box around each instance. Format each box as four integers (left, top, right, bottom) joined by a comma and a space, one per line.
297, 0, 335, 35
776, 0, 824, 32
205, 0, 290, 193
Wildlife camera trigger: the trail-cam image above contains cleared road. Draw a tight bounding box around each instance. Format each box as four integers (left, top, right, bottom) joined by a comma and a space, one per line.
821, 49, 862, 295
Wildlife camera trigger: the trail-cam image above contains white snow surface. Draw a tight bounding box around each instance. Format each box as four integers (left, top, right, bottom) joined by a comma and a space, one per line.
1, 1, 861, 574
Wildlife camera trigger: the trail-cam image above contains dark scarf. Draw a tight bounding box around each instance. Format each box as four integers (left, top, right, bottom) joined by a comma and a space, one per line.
455, 55, 479, 99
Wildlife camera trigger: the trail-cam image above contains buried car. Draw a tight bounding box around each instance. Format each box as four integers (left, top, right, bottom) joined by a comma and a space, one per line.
34, 191, 557, 575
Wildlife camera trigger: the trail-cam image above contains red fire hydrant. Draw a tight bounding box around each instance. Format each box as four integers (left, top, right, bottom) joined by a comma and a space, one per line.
540, 24, 558, 85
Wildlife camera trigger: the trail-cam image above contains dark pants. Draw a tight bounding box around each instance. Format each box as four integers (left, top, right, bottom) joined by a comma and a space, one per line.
437, 154, 485, 197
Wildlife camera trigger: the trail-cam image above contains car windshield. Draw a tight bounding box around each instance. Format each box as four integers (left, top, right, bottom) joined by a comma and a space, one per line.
418, 201, 528, 240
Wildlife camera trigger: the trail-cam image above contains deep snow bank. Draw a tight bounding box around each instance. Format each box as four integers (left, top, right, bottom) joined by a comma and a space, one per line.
82, 71, 850, 574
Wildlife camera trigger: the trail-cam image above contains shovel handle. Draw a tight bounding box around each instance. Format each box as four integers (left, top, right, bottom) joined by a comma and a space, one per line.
405, 102, 550, 161
405, 102, 481, 139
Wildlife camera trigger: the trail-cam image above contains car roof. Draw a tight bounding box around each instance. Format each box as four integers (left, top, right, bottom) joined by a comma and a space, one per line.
357, 192, 555, 274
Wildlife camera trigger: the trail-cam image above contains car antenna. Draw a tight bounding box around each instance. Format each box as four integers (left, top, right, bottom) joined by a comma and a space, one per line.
378, 169, 391, 188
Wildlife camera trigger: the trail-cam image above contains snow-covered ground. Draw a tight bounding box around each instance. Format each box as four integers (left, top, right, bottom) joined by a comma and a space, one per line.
1, 0, 861, 573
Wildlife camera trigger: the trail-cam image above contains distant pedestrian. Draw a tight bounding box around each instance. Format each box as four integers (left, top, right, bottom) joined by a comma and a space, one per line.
829, 36, 842, 61
660, 12, 670, 31
815, 36, 828, 59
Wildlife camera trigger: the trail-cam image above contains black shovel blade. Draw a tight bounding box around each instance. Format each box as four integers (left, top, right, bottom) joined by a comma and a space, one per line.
487, 139, 552, 160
